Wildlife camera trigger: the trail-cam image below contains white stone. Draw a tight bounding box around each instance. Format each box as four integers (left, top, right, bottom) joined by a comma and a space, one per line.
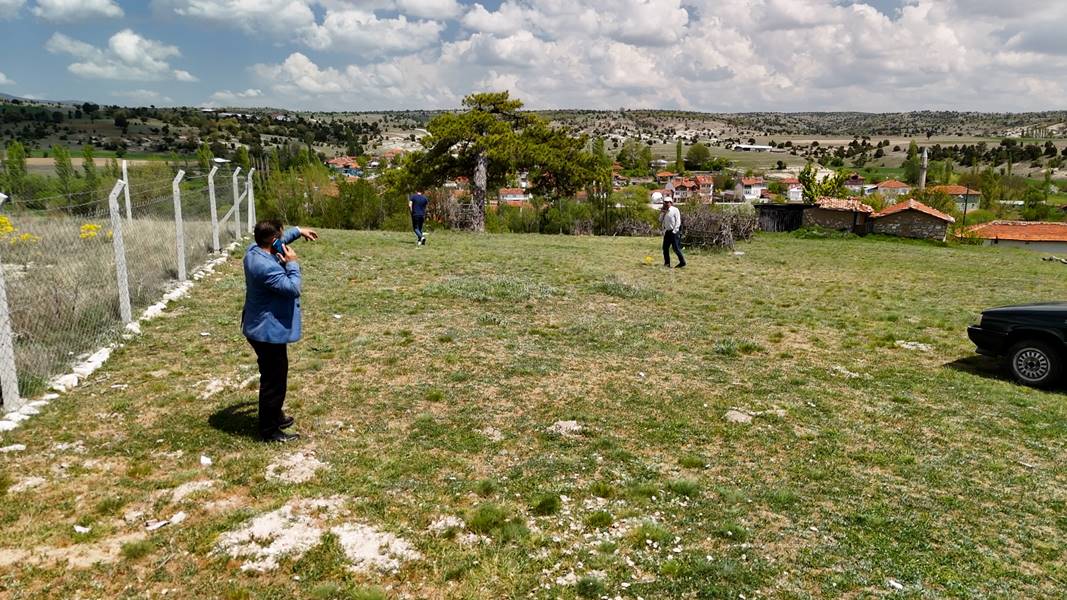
3, 413, 29, 423
724, 410, 753, 424
427, 515, 465, 534
200, 455, 212, 467
9, 476, 46, 493
146, 520, 169, 531
0, 420, 18, 432
73, 525, 92, 534
888, 579, 904, 591
50, 374, 79, 392
169, 512, 188, 525
895, 340, 932, 352
547, 420, 583, 436
18, 405, 41, 416
40, 393, 60, 401
0, 444, 26, 453
330, 522, 421, 573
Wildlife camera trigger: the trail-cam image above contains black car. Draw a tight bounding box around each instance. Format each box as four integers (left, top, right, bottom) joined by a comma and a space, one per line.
968, 303, 1067, 387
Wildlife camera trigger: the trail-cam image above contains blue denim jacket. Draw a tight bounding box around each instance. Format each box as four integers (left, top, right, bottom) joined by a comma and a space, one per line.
242, 227, 303, 344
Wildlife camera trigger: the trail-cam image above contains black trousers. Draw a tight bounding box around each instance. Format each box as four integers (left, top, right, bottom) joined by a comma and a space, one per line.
663, 231, 685, 266
248, 339, 288, 437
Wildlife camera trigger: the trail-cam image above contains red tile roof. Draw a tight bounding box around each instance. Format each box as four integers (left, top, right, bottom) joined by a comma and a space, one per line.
813, 196, 874, 213
327, 156, 360, 168
741, 177, 764, 186
694, 175, 714, 185
871, 199, 954, 223
930, 185, 980, 196
966, 220, 1067, 242
656, 171, 677, 178
499, 188, 528, 196
780, 177, 800, 185
877, 179, 909, 189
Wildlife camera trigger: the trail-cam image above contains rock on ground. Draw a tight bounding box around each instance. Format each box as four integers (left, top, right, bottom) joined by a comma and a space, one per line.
547, 420, 583, 436
265, 452, 327, 484
723, 410, 753, 424
330, 523, 422, 573
214, 497, 346, 572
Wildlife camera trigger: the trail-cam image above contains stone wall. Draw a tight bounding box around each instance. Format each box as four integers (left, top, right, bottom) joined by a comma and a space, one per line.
802, 208, 864, 231
871, 211, 948, 241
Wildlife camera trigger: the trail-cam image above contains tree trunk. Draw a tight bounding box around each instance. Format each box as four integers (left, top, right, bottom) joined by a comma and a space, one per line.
472, 153, 488, 232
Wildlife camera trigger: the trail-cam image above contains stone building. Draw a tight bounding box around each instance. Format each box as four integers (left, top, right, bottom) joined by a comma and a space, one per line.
802, 197, 874, 233
870, 199, 955, 241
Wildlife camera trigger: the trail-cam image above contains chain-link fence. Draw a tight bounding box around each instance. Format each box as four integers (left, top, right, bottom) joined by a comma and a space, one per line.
0, 163, 252, 410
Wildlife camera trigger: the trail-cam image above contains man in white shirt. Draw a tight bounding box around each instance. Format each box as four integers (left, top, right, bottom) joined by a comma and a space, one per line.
657, 194, 686, 268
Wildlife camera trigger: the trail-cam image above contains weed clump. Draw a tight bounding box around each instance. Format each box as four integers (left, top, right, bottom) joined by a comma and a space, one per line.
531, 493, 562, 516
667, 479, 701, 498
576, 575, 607, 598
585, 510, 613, 529
120, 539, 155, 560
678, 454, 707, 469
467, 503, 528, 542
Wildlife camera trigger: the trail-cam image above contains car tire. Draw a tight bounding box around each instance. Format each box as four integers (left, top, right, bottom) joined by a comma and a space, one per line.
1006, 340, 1063, 388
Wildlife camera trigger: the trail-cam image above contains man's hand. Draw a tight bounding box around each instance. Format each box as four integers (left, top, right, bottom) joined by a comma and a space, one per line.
299, 227, 319, 241
280, 244, 298, 264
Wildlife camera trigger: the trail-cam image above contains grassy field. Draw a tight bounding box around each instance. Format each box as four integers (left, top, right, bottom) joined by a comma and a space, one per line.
1, 231, 1065, 598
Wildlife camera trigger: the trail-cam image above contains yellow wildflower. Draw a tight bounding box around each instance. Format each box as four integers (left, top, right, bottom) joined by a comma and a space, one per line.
80, 223, 101, 239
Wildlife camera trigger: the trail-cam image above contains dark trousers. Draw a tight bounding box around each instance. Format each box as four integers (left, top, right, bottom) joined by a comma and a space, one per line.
412, 214, 425, 240
248, 339, 288, 437
663, 231, 685, 266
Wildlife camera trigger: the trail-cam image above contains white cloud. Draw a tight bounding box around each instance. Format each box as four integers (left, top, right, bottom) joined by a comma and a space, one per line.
111, 88, 173, 103
306, 9, 444, 53
0, 71, 14, 86
46, 30, 197, 82
0, 0, 25, 19
210, 88, 263, 104
33, 0, 123, 21
397, 0, 461, 19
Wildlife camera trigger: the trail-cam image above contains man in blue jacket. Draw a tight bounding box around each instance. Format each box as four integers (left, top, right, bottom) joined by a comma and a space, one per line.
409, 189, 429, 246
243, 220, 318, 442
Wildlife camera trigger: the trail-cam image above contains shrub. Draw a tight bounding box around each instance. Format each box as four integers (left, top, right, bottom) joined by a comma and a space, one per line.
681, 204, 757, 249
585, 510, 613, 529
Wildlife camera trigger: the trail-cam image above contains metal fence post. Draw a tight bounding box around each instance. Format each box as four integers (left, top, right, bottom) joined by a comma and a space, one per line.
172, 170, 187, 282
0, 192, 22, 411
121, 159, 133, 221
246, 168, 256, 233
232, 167, 242, 240
106, 180, 132, 324
208, 166, 220, 252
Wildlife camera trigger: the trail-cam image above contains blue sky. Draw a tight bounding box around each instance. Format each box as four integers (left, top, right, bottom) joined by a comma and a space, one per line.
1, 0, 1065, 112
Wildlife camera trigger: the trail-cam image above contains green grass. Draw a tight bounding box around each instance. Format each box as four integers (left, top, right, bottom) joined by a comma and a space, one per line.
0, 230, 1065, 598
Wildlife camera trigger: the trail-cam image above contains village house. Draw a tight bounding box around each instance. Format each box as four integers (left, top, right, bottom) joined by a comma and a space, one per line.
803, 197, 874, 233
656, 171, 677, 184
780, 177, 803, 202
930, 185, 982, 212
740, 177, 766, 201
965, 221, 1067, 253
870, 199, 955, 241
877, 179, 911, 200
498, 188, 532, 204
694, 175, 715, 199
666, 177, 699, 202
325, 156, 362, 177
843, 173, 866, 195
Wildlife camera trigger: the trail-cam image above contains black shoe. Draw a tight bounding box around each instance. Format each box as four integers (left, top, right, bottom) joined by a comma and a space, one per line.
676, 262, 687, 268
420, 237, 427, 246
262, 431, 300, 443
279, 415, 294, 430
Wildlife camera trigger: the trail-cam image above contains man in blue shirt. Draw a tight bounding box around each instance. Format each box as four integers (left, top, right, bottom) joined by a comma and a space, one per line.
242, 220, 318, 442
409, 190, 429, 246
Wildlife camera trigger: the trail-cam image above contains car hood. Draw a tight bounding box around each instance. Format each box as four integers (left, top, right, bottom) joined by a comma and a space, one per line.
983, 302, 1067, 317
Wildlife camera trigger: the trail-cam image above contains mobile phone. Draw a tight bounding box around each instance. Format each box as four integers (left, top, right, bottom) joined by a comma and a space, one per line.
272, 238, 285, 255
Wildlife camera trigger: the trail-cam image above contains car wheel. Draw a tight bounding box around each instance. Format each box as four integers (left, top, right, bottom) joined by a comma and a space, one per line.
1007, 340, 1063, 388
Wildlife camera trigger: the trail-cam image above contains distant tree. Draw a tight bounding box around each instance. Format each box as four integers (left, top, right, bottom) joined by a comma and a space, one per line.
82, 144, 98, 202
906, 140, 919, 160
776, 160, 786, 170
1021, 185, 1052, 221
909, 188, 957, 216
1, 140, 28, 198
196, 142, 213, 171
114, 111, 129, 133
684, 142, 710, 170
235, 146, 251, 172
675, 139, 684, 172
798, 162, 845, 202
52, 144, 76, 205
